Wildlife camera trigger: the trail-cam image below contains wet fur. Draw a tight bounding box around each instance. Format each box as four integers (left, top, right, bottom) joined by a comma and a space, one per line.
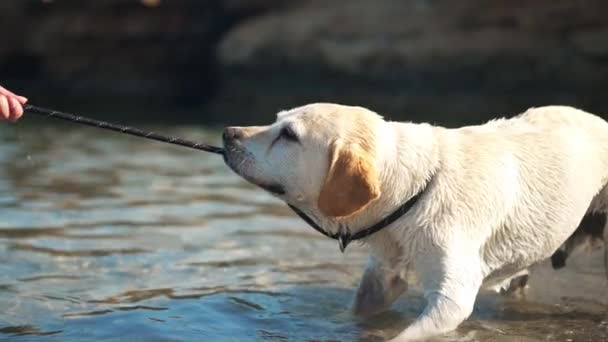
501, 211, 607, 294
222, 104, 608, 341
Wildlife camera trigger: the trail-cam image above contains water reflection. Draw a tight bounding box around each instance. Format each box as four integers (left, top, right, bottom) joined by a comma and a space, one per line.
0, 123, 606, 341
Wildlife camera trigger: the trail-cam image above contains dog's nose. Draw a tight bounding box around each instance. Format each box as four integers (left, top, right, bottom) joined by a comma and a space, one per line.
222, 127, 242, 142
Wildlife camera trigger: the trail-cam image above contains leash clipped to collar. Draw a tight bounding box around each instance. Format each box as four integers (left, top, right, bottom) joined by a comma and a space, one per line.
24, 104, 225, 155
287, 181, 430, 252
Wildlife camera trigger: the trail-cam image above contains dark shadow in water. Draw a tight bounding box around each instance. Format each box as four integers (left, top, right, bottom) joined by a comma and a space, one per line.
0, 325, 63, 337
0, 284, 16, 293
63, 309, 114, 318
19, 274, 83, 282
88, 285, 289, 305
9, 242, 148, 257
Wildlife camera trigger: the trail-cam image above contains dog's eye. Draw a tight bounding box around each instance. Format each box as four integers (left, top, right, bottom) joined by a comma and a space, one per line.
280, 126, 299, 142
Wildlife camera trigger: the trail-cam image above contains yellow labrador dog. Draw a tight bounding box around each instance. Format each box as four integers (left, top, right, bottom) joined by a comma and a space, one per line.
222, 103, 608, 341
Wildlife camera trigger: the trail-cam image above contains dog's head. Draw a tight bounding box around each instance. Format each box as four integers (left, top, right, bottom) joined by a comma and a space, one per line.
222, 103, 384, 218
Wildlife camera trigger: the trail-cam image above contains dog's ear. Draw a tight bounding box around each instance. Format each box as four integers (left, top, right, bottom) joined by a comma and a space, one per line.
318, 140, 381, 217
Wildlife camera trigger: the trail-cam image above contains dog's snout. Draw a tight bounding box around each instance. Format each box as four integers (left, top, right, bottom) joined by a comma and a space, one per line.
223, 127, 242, 142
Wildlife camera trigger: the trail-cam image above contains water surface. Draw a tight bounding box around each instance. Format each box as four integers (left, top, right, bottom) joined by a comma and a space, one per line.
0, 123, 606, 341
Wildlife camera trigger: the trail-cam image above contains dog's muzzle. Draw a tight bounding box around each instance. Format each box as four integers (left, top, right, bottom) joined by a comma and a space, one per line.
221, 127, 286, 196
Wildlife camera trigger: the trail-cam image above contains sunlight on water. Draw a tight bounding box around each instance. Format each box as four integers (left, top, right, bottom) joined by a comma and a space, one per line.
0, 123, 606, 341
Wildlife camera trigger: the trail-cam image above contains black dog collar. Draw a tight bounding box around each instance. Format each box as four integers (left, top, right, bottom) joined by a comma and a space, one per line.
287, 179, 431, 252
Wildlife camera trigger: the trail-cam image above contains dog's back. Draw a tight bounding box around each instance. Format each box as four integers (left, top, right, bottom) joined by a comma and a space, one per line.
482, 106, 608, 291
520, 106, 608, 278
444, 106, 608, 286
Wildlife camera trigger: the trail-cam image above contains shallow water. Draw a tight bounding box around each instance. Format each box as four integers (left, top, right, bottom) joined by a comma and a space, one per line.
0, 123, 607, 341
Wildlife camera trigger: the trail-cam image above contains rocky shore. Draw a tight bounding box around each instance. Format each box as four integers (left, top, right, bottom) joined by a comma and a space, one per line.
2, 0, 608, 124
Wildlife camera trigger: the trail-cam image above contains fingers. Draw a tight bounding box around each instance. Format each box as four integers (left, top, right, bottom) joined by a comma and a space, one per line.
0, 86, 19, 99
8, 97, 23, 121
0, 94, 26, 121
0, 86, 28, 104
0, 86, 28, 121
0, 95, 9, 120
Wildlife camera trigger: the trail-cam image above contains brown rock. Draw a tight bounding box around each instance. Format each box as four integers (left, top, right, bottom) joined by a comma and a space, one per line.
212, 0, 608, 123
219, 0, 608, 79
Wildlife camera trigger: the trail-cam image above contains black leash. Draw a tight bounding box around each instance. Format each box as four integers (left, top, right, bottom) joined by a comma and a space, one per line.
24, 104, 224, 155
23, 103, 429, 253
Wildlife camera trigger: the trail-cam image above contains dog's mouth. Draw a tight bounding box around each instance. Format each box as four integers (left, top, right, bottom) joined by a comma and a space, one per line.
222, 143, 286, 196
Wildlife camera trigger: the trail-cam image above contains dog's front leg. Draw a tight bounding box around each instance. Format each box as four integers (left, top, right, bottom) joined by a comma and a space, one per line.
352, 255, 409, 317
387, 251, 482, 341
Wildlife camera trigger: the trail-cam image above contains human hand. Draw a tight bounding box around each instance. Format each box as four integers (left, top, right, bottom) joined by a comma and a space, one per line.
0, 85, 28, 121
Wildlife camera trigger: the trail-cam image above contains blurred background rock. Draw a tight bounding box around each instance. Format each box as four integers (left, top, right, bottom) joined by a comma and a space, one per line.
2, 0, 607, 125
